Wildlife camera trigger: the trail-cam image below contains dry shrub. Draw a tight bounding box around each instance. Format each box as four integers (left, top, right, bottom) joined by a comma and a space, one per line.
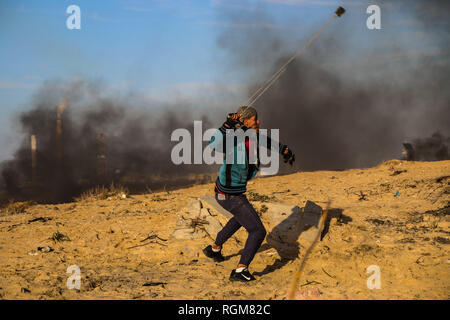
49, 230, 71, 242
247, 191, 275, 202
75, 182, 129, 202
0, 200, 35, 216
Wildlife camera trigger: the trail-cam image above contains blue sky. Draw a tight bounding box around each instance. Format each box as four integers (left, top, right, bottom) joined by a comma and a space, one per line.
0, 0, 386, 110
1, 0, 220, 104
0, 0, 448, 161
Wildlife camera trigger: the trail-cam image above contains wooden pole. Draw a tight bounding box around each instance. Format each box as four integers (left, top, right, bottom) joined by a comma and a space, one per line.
56, 100, 67, 167
97, 132, 107, 181
286, 201, 331, 300
31, 134, 37, 182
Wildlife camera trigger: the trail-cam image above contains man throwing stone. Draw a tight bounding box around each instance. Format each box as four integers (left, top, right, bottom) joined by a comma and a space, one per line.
203, 106, 295, 282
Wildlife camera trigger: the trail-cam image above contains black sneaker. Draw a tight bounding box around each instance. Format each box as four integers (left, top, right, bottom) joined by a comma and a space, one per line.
229, 268, 256, 282
203, 245, 225, 262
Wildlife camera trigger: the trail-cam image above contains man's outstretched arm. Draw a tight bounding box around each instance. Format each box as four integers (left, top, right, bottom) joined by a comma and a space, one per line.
260, 134, 296, 165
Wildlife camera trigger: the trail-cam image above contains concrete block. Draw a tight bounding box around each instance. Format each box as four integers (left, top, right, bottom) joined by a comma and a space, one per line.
200, 195, 233, 219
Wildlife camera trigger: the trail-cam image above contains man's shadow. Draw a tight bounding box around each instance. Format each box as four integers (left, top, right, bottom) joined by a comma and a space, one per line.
251, 201, 351, 277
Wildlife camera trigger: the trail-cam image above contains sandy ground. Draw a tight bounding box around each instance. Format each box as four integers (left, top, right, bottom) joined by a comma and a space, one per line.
0, 159, 449, 300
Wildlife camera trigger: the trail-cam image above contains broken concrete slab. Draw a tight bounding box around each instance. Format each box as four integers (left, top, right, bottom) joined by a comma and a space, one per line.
171, 199, 207, 240
171, 197, 328, 251
200, 195, 233, 219
303, 201, 323, 225
171, 198, 226, 240
265, 200, 326, 257
187, 199, 202, 217
171, 227, 195, 240
171, 224, 208, 240
198, 207, 225, 237
198, 207, 210, 220
297, 200, 324, 244
264, 203, 302, 225
264, 203, 302, 259
203, 215, 224, 239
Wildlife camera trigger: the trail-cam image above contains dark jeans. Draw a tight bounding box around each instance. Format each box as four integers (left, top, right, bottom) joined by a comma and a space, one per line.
214, 193, 267, 267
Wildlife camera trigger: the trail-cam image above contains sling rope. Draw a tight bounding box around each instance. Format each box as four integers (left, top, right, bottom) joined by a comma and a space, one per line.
245, 8, 344, 108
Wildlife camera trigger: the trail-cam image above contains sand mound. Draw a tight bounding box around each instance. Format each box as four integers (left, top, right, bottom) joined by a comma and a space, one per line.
0, 160, 448, 299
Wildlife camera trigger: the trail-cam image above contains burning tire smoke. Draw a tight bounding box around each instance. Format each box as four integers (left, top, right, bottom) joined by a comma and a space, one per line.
1, 80, 216, 202
215, 0, 450, 171
1, 1, 449, 203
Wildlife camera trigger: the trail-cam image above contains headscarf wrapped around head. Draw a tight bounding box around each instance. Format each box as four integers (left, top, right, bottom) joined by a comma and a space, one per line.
236, 106, 257, 120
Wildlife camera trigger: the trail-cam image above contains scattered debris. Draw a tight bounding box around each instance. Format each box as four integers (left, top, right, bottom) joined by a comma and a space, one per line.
321, 267, 335, 278
358, 191, 368, 201
140, 232, 167, 243
127, 232, 168, 249
143, 282, 167, 287
415, 255, 435, 266
300, 280, 321, 287
391, 169, 407, 176
190, 218, 209, 229
37, 246, 54, 253
27, 217, 52, 224
151, 195, 168, 202
433, 236, 450, 244
127, 240, 167, 249
49, 231, 71, 242
319, 245, 330, 254
353, 244, 373, 255
272, 189, 290, 194
366, 218, 392, 226
396, 238, 415, 244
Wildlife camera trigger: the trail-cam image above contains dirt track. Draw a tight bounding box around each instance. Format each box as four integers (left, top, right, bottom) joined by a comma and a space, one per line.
0, 159, 449, 300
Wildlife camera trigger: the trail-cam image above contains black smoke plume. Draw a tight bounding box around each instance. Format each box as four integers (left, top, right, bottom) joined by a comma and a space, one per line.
1, 80, 216, 203
403, 131, 450, 161
215, 0, 450, 171
2, 1, 449, 203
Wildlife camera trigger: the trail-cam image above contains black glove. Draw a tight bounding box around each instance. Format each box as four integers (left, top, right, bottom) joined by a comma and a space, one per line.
224, 113, 243, 129
282, 146, 295, 166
